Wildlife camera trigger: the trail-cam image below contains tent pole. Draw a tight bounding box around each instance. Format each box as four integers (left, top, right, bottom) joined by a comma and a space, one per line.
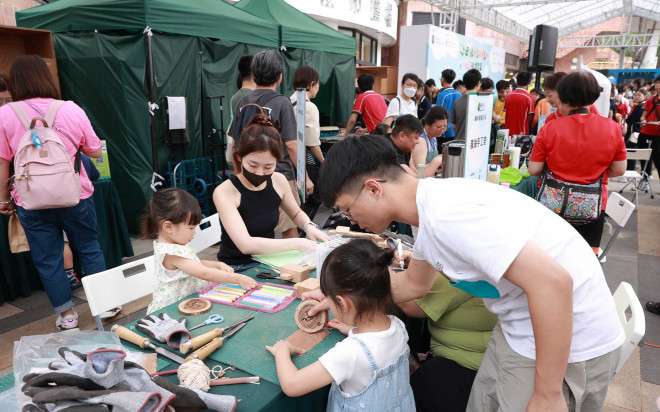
199, 51, 206, 159
146, 30, 159, 175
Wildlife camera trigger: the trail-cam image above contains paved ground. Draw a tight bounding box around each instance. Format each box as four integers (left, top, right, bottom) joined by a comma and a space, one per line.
0, 178, 659, 410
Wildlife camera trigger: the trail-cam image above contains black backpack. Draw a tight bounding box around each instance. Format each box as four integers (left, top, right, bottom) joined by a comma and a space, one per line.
231, 91, 281, 140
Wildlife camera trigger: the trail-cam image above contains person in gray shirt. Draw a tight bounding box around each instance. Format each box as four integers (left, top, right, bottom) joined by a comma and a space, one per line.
228, 50, 300, 239
450, 69, 482, 140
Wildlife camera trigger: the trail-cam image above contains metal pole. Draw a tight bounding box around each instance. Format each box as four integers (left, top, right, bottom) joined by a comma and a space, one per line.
199, 52, 206, 158
619, 47, 625, 69
145, 32, 159, 175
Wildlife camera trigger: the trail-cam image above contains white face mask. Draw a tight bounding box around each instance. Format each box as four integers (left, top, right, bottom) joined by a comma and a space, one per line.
403, 87, 416, 98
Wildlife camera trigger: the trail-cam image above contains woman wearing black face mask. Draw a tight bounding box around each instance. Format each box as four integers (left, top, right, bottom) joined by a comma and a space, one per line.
213, 115, 329, 270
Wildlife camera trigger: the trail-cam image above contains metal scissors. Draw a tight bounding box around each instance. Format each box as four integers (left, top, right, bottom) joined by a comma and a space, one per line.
188, 314, 225, 331
256, 272, 294, 282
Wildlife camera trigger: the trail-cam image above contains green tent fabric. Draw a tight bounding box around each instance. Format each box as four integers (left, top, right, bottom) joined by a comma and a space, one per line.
16, 0, 279, 48
235, 0, 356, 56
16, 0, 355, 232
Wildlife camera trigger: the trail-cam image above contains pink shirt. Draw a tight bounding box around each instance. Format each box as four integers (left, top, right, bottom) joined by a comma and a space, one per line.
0, 98, 102, 206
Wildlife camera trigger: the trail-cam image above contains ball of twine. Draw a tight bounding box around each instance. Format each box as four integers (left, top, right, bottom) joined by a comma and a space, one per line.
177, 359, 210, 391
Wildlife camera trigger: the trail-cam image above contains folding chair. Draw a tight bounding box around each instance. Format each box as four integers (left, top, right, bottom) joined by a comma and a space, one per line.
615, 149, 654, 208
81, 257, 155, 331
599, 192, 636, 263
611, 282, 645, 374
188, 213, 222, 252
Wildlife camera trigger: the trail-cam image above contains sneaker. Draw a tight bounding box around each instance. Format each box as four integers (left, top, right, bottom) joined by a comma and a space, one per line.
646, 301, 660, 316
56, 311, 79, 330
68, 274, 81, 290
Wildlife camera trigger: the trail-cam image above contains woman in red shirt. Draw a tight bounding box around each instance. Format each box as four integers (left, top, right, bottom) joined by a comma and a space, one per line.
529, 71, 627, 252
638, 76, 660, 176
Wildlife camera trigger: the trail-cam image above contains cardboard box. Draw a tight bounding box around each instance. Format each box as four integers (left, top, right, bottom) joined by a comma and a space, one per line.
0, 25, 60, 94
94, 140, 112, 179
356, 66, 398, 100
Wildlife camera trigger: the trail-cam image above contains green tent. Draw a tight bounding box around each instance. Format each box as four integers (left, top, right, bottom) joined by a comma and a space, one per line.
16, 0, 355, 233
235, 0, 355, 56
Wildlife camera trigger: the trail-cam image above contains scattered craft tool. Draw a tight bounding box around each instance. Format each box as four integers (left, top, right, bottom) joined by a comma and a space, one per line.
188, 314, 224, 331
111, 324, 186, 364
198, 282, 297, 313
256, 272, 295, 283
211, 376, 260, 386
294, 299, 327, 333
178, 297, 212, 315
386, 237, 405, 271
185, 322, 246, 362
180, 315, 254, 354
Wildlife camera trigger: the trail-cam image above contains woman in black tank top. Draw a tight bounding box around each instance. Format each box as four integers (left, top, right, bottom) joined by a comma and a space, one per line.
213, 115, 329, 270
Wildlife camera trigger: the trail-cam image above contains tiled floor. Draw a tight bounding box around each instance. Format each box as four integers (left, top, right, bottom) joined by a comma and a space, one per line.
0, 181, 659, 410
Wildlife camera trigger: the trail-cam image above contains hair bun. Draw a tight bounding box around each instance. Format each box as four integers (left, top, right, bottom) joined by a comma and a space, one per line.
248, 114, 274, 128
374, 247, 395, 267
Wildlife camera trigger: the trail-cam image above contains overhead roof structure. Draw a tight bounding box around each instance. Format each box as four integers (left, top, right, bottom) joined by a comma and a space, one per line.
419, 0, 660, 41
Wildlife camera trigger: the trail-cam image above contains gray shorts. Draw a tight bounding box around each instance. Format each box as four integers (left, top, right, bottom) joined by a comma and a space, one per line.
468, 323, 617, 412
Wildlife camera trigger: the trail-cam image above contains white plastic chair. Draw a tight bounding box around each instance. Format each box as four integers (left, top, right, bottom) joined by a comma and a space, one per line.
81, 257, 155, 331
614, 149, 654, 208
611, 282, 645, 374
599, 192, 636, 263
188, 213, 222, 252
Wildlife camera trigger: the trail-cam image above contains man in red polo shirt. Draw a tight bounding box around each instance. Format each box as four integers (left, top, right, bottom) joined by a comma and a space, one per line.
341, 73, 387, 135
638, 75, 660, 175
504, 71, 535, 135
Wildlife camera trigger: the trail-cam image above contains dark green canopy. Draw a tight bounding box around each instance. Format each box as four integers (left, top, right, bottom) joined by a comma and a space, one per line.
16, 0, 280, 48
235, 0, 356, 56
16, 0, 355, 233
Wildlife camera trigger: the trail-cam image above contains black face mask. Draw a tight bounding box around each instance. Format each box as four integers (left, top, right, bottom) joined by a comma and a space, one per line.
242, 167, 272, 187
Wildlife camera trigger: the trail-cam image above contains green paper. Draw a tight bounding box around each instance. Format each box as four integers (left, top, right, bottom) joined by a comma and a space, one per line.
252, 250, 303, 270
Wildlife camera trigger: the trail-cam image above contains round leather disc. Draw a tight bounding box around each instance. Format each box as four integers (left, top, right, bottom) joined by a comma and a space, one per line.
294, 299, 327, 333
178, 298, 211, 316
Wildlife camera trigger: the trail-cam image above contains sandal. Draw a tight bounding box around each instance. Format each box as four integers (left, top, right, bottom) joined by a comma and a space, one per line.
56, 311, 79, 330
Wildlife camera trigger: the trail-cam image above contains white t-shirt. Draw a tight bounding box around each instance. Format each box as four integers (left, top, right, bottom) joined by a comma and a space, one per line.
411, 178, 624, 363
385, 95, 418, 119
319, 315, 405, 395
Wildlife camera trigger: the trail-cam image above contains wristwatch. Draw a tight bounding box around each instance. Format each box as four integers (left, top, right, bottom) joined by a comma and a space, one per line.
303, 221, 318, 231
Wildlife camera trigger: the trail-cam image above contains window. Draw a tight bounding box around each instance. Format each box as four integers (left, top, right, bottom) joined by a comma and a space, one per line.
412, 12, 455, 28
338, 27, 378, 66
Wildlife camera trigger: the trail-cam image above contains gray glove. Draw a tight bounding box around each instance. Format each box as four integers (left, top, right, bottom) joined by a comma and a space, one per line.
29, 386, 162, 412
136, 313, 191, 349
153, 376, 237, 412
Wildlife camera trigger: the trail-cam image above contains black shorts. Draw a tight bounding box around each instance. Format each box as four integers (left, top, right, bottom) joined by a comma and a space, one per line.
572, 213, 605, 248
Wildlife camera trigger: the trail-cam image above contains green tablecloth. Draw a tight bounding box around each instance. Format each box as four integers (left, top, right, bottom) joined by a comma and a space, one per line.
121, 266, 334, 411
0, 180, 133, 304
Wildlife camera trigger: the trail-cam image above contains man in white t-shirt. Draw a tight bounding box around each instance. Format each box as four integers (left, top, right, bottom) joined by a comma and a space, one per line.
308, 135, 624, 412
383, 73, 419, 126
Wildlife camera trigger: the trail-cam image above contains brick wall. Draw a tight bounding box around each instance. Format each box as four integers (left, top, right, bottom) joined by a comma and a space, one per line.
1, 0, 41, 27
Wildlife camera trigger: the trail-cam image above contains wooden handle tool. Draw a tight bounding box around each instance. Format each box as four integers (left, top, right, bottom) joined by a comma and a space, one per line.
179, 328, 222, 354
185, 337, 224, 362
111, 324, 150, 348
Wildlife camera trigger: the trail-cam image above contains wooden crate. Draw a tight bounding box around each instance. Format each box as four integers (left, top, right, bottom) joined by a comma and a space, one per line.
0, 25, 60, 94
356, 66, 398, 100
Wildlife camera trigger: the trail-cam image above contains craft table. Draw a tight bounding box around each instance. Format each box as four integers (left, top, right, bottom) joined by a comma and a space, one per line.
120, 266, 342, 412
511, 175, 539, 198
0, 180, 134, 304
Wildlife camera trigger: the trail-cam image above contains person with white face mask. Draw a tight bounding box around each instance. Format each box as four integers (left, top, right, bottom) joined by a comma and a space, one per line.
383, 73, 420, 126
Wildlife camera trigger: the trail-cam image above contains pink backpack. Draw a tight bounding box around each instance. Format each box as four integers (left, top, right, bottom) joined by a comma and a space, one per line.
9, 101, 81, 210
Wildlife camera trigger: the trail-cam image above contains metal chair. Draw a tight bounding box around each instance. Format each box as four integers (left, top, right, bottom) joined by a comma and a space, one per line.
611, 282, 645, 374
599, 192, 636, 263
615, 149, 654, 208
188, 213, 222, 252
81, 257, 155, 331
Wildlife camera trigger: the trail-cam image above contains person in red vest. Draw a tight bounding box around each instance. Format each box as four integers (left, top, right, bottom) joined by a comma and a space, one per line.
503, 71, 535, 135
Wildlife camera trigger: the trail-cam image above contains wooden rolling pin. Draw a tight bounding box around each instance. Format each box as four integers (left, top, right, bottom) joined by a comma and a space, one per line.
328, 229, 383, 241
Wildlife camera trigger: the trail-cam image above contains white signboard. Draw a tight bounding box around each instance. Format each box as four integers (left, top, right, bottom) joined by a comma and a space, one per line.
295, 89, 306, 203
464, 92, 494, 180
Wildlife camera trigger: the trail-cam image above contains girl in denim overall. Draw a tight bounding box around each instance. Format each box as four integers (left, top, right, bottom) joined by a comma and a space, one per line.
266, 239, 415, 411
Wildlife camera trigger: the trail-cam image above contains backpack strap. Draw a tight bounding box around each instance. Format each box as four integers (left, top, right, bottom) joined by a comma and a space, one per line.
7, 102, 34, 131
44, 100, 64, 129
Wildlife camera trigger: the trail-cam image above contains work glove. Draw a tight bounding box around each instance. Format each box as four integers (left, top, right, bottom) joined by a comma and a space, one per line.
26, 386, 162, 412
136, 313, 191, 349
153, 375, 237, 412
23, 347, 175, 412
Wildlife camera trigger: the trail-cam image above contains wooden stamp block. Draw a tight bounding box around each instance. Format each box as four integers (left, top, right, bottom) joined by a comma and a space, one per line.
336, 226, 350, 233
294, 278, 320, 297
281, 264, 312, 283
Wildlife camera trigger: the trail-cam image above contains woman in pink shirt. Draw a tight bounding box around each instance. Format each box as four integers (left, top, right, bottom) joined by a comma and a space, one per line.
0, 55, 105, 330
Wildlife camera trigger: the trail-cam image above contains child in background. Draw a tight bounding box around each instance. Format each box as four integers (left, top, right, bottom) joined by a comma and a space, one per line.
266, 239, 415, 411
143, 188, 257, 314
